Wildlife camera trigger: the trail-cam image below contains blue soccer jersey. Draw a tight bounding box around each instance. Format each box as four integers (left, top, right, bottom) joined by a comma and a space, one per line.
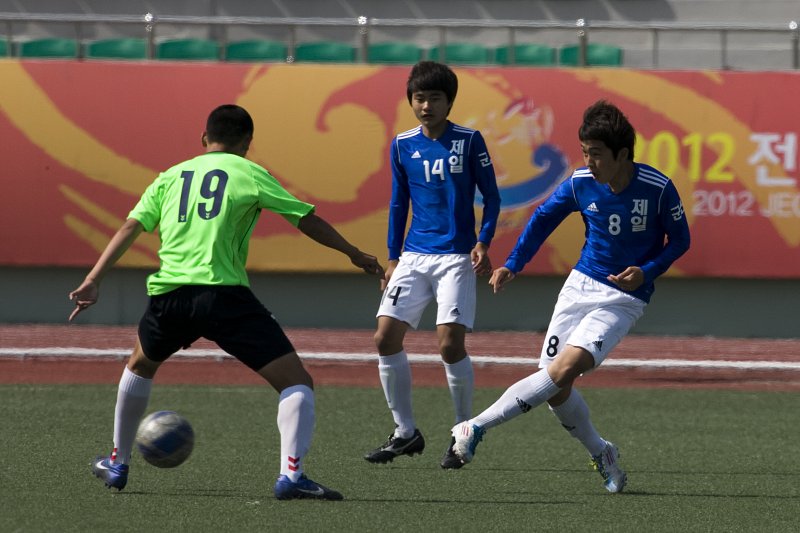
505, 163, 690, 302
387, 122, 501, 260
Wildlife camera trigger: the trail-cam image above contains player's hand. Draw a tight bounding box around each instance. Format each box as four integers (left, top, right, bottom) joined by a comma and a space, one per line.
351, 251, 385, 278
381, 260, 399, 291
489, 267, 515, 294
608, 266, 644, 292
68, 278, 99, 321
471, 242, 492, 276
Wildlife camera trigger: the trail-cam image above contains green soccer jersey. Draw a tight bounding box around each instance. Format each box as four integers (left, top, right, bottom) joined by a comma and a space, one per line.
129, 152, 315, 295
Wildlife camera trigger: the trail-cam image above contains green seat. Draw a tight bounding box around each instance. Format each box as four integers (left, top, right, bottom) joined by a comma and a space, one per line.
225, 40, 287, 62
0, 39, 7, 57
86, 38, 147, 60
294, 41, 356, 63
157, 39, 219, 61
367, 42, 422, 64
428, 43, 491, 65
19, 38, 78, 58
495, 44, 555, 66
559, 43, 623, 66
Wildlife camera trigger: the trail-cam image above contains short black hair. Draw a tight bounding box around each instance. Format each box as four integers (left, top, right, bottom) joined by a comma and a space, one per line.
206, 105, 254, 146
578, 100, 636, 160
406, 61, 458, 104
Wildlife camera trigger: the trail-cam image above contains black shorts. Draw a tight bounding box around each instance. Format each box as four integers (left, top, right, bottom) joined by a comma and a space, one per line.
138, 285, 295, 371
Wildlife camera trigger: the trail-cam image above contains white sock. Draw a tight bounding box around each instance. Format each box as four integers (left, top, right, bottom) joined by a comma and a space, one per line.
112, 367, 152, 465
472, 370, 560, 430
444, 356, 474, 424
549, 388, 607, 456
277, 384, 315, 482
378, 351, 415, 439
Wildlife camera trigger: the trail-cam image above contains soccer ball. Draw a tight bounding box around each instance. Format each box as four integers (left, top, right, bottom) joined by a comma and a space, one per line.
135, 411, 194, 468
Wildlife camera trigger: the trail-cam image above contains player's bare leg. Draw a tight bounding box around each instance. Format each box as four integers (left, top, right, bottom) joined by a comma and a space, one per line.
259, 352, 342, 500
126, 339, 163, 378
365, 316, 425, 463
451, 346, 589, 464
93, 339, 158, 490
546, 347, 627, 492
257, 349, 313, 392
438, 323, 473, 468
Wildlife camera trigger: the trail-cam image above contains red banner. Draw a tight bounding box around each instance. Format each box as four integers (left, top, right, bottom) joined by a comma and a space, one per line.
1, 61, 799, 277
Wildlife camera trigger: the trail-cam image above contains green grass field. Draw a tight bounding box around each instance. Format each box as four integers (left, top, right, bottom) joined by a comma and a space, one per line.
1, 384, 798, 532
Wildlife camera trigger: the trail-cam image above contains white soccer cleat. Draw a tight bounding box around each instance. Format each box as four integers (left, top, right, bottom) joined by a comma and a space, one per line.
451, 421, 485, 464
591, 441, 627, 493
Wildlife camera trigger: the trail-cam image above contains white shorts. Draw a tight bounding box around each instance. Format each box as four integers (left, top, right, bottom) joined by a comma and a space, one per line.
538, 270, 646, 371
376, 253, 476, 330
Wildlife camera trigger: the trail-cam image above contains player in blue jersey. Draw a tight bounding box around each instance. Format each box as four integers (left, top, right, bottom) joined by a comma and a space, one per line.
451, 100, 690, 492
363, 61, 501, 469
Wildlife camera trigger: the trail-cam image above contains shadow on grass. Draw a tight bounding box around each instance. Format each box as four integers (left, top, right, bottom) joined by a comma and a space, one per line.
619, 490, 799, 500
344, 496, 577, 505
114, 488, 260, 499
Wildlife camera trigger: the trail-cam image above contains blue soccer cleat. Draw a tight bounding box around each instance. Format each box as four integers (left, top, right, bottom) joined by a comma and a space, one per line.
451, 422, 485, 464
591, 441, 627, 493
92, 456, 129, 491
273, 474, 343, 501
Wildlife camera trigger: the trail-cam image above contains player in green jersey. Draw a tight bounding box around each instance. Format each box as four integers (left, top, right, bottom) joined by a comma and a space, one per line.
69, 104, 383, 501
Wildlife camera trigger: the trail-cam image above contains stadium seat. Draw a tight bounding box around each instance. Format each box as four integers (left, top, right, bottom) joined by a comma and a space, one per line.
559, 43, 623, 67
19, 38, 78, 58
225, 39, 287, 62
294, 41, 356, 63
428, 43, 491, 65
157, 39, 219, 61
367, 42, 422, 64
495, 43, 556, 66
86, 38, 147, 60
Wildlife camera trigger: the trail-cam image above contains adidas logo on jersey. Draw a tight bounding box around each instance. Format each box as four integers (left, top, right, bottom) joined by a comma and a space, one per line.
411, 151, 421, 158
587, 202, 599, 212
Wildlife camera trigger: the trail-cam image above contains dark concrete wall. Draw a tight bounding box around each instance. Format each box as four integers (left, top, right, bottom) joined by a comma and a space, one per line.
4, 266, 796, 339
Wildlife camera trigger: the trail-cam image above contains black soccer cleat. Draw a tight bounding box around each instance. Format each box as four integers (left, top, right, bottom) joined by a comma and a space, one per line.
364, 428, 425, 463
440, 437, 465, 469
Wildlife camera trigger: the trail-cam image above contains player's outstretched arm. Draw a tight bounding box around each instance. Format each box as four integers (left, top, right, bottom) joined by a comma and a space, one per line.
68, 218, 144, 321
297, 213, 384, 277
489, 267, 515, 294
